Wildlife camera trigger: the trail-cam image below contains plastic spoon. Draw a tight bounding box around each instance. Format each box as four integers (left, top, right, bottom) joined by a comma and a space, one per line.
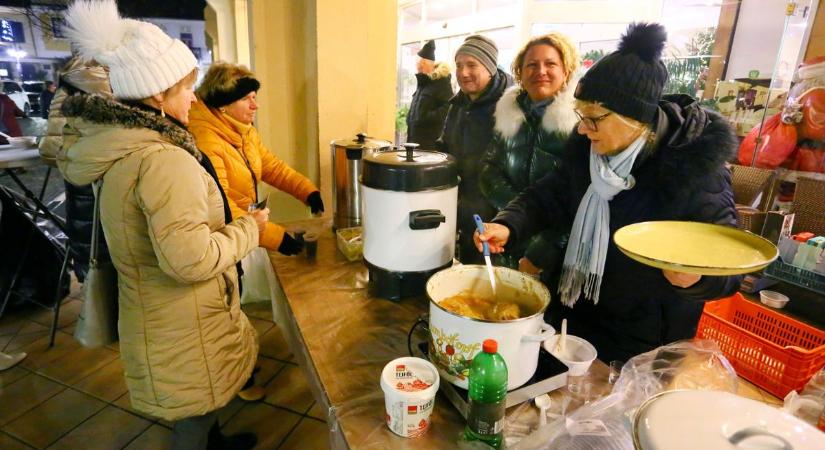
556, 319, 567, 355
473, 214, 497, 297
534, 393, 551, 427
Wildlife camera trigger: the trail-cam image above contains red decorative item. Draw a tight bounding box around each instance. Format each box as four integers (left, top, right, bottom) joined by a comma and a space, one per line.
797, 88, 825, 142
793, 144, 825, 173
738, 114, 799, 168
445, 344, 455, 356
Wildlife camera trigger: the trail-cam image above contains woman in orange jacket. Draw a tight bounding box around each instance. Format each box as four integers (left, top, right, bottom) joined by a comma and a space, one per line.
189, 62, 323, 255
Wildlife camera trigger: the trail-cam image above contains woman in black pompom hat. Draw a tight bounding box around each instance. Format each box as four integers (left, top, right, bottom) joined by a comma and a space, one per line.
475, 23, 741, 362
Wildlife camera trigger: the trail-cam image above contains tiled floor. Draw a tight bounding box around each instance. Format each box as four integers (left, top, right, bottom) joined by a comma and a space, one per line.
0, 281, 328, 449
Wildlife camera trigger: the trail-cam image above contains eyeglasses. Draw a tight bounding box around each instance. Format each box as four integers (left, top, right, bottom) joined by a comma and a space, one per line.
574, 110, 612, 132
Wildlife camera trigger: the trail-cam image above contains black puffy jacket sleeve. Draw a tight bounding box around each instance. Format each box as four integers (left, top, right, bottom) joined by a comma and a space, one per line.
491, 154, 580, 249
670, 164, 742, 301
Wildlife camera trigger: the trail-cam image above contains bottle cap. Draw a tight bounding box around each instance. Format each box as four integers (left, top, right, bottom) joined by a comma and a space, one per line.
482, 339, 497, 354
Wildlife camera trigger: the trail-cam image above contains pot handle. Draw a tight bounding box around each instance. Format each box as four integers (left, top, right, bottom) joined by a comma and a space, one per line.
728, 427, 793, 450
407, 314, 430, 357
522, 322, 555, 343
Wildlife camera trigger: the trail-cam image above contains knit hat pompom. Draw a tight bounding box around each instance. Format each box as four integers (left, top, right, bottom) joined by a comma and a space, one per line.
64, 0, 197, 100
617, 22, 667, 63
64, 0, 124, 62
574, 22, 669, 124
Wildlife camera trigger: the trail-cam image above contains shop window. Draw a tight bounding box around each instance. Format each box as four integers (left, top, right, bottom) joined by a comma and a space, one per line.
531, 23, 626, 59
401, 2, 423, 27
180, 32, 194, 48
398, 44, 419, 106
477, 0, 517, 11
0, 19, 25, 43
425, 0, 473, 23
478, 27, 517, 73
397, 42, 420, 143
50, 17, 66, 39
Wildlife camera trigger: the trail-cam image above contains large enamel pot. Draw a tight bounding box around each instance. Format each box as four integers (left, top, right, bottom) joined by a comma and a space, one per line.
426, 265, 554, 390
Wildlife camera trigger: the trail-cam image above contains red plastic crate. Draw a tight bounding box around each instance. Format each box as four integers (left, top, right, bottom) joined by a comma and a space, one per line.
696, 293, 825, 398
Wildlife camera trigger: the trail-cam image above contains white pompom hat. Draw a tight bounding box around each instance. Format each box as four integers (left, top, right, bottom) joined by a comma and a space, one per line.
64, 0, 197, 100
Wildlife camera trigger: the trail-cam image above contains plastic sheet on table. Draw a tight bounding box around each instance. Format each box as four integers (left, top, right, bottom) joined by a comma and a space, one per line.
508, 339, 738, 450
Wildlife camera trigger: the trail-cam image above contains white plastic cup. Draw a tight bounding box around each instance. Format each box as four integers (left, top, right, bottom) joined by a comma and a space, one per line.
544, 334, 597, 376
380, 357, 440, 438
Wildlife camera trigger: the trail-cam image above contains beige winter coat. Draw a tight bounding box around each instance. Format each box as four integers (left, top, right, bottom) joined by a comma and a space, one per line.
58, 94, 259, 421
38, 61, 111, 165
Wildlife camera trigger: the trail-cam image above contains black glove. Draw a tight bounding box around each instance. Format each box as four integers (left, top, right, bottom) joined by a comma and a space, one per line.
306, 191, 324, 214
278, 233, 304, 256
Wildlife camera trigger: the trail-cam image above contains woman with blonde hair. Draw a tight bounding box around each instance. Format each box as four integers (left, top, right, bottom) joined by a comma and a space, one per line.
188, 62, 323, 256
59, 2, 262, 448
479, 32, 580, 276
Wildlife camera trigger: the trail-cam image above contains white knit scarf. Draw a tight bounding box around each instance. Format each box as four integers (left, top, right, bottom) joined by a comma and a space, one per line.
558, 134, 647, 307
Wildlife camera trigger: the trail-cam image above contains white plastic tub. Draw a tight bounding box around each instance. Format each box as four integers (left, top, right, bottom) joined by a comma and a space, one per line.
759, 290, 789, 308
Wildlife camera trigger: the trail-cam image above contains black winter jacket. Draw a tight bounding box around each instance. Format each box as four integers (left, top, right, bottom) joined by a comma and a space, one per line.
438, 68, 514, 263
480, 83, 578, 271
494, 95, 741, 362
63, 181, 110, 280
406, 63, 453, 150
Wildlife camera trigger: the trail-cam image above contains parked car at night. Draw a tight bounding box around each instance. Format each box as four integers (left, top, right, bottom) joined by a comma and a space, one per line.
23, 81, 45, 115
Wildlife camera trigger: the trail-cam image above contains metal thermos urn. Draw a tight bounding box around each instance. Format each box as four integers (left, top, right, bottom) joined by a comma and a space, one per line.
361, 144, 458, 300
330, 133, 392, 230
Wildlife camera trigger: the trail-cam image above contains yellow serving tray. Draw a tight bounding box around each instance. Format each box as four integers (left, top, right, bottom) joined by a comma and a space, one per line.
613, 221, 778, 276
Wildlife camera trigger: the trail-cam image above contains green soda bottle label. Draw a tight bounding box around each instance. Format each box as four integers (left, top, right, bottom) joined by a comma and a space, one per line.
467, 399, 505, 436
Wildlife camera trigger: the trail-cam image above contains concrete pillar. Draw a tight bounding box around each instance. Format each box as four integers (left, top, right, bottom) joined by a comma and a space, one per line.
205, 0, 251, 66
248, 0, 397, 223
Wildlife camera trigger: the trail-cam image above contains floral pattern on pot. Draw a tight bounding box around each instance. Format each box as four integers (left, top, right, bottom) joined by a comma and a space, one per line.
430, 324, 481, 380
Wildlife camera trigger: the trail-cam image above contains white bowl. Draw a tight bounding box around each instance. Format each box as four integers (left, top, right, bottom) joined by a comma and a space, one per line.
543, 334, 597, 376
6, 136, 37, 147
760, 290, 789, 308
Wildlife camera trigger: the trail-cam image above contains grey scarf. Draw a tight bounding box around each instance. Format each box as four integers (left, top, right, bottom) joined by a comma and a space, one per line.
558, 134, 647, 306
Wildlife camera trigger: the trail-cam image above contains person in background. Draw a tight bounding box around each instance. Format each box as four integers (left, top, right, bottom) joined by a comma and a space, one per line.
479, 32, 580, 276
438, 34, 513, 264
0, 92, 24, 142
189, 62, 323, 257
60, 2, 262, 449
476, 23, 741, 363
406, 40, 453, 149
39, 57, 112, 282
39, 80, 56, 119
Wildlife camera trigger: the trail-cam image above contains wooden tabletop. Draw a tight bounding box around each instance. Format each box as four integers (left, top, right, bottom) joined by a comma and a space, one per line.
267, 219, 781, 449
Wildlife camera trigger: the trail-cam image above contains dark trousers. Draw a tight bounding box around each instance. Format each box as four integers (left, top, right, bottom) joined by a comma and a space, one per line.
171, 410, 218, 450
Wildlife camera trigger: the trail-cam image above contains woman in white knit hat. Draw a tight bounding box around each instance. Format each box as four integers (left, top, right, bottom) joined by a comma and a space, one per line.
58, 2, 263, 449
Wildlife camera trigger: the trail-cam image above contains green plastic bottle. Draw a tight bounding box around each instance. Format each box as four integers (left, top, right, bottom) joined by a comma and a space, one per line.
464, 339, 508, 449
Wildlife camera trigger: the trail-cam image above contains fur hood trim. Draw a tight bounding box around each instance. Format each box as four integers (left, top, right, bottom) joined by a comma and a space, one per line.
62, 93, 201, 158
494, 72, 580, 139
430, 62, 451, 81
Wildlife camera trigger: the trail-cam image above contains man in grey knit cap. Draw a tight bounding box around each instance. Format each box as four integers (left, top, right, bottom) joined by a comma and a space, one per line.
437, 34, 513, 264
455, 34, 499, 99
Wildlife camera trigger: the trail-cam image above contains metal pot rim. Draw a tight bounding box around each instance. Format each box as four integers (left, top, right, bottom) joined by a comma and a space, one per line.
427, 265, 551, 324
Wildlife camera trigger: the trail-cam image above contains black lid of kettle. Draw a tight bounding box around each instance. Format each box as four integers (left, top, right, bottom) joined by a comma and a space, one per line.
361, 143, 458, 192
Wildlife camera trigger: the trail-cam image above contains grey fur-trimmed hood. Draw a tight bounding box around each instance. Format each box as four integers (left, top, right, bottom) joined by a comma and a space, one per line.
62, 93, 201, 157
494, 72, 580, 140
58, 92, 201, 186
